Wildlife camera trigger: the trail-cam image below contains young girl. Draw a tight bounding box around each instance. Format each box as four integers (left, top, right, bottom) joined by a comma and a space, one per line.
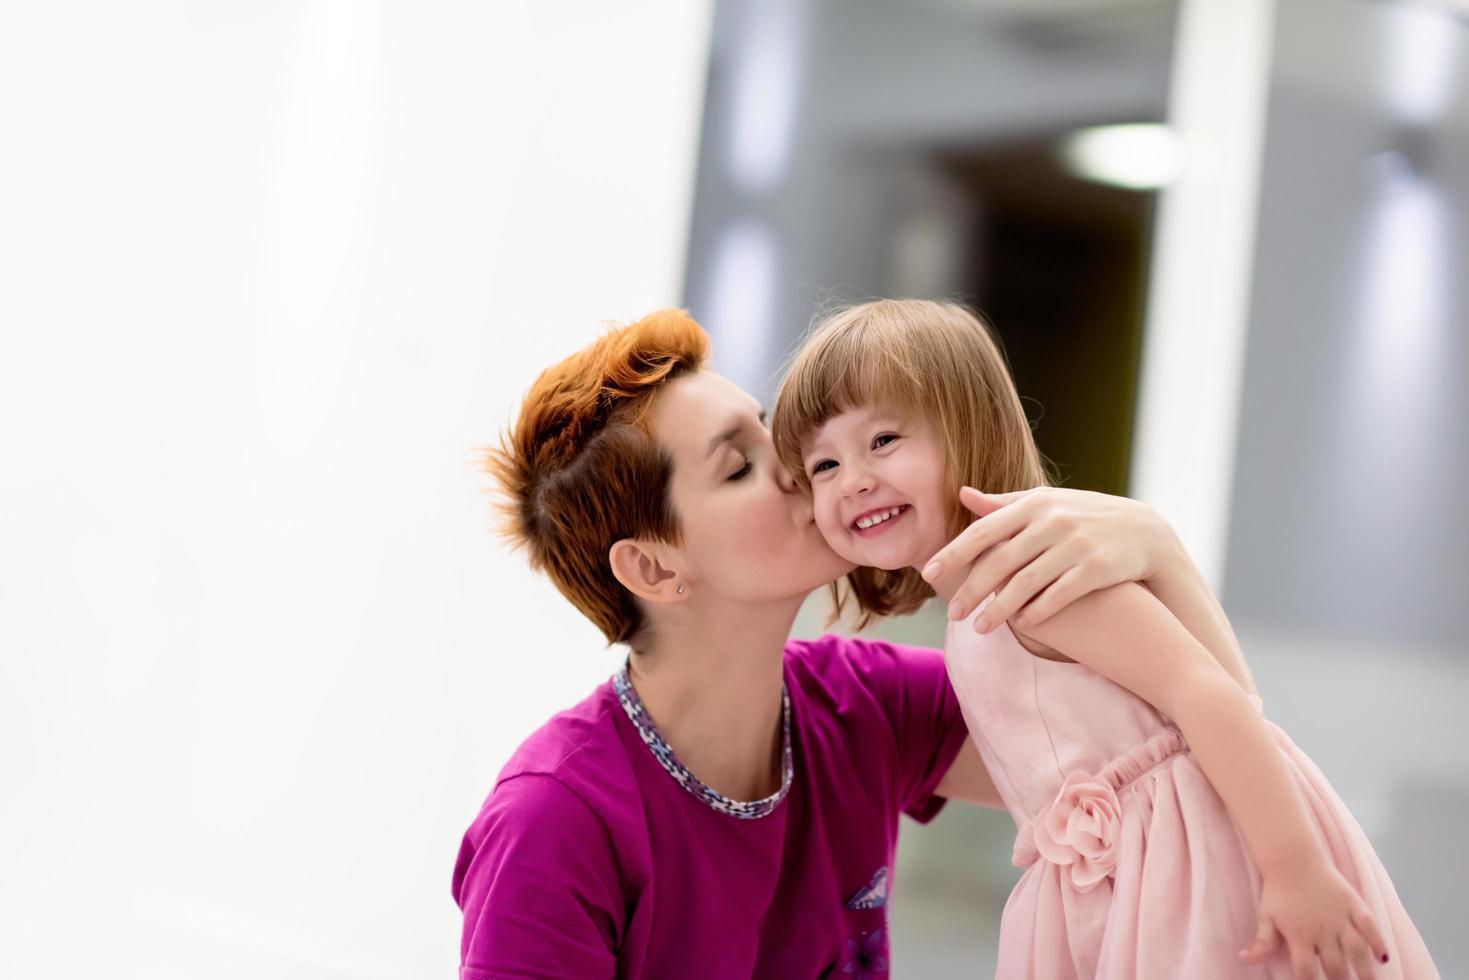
771, 299, 1438, 979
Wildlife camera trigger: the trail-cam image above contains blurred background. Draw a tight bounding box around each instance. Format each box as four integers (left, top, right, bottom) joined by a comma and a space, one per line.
1, 0, 1464, 977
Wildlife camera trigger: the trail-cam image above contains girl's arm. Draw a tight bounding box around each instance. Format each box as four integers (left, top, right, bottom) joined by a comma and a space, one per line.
1134, 530, 1258, 695
926, 487, 1256, 693
1013, 582, 1390, 979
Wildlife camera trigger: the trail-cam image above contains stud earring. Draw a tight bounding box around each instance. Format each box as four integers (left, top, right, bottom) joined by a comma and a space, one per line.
676, 584, 685, 594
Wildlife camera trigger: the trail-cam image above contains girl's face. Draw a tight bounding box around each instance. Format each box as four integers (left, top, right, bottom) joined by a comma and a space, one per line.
801, 404, 952, 573
648, 370, 855, 604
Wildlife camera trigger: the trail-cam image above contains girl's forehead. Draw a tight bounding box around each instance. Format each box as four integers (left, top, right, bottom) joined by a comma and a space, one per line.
833, 401, 908, 424
809, 402, 909, 441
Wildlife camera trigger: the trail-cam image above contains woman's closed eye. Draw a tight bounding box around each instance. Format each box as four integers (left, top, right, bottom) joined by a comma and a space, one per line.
727, 455, 753, 481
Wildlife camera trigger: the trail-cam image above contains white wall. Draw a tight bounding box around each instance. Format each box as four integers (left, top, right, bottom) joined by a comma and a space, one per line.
1223, 0, 1469, 648
0, 2, 711, 976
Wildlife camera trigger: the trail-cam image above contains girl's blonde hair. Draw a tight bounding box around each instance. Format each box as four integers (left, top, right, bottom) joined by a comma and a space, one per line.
772, 298, 1054, 629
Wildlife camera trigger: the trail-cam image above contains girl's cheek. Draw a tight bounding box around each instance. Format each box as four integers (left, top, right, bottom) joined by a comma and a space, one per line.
815, 512, 844, 547
811, 484, 833, 514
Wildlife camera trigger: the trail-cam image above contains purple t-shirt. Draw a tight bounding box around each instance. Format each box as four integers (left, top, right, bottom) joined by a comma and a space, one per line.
451, 634, 969, 979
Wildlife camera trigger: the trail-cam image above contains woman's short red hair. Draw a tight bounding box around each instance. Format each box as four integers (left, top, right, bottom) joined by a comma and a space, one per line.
479, 309, 710, 645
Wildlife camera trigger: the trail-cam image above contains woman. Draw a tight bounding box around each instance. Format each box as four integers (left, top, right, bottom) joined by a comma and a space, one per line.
452, 309, 1248, 978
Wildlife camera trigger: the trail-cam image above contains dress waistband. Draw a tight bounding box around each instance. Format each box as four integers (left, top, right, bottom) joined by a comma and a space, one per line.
1009, 693, 1265, 893
1009, 726, 1189, 891
1095, 725, 1190, 793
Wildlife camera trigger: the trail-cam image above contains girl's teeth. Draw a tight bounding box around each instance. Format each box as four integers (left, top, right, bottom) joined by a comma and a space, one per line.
857, 507, 902, 529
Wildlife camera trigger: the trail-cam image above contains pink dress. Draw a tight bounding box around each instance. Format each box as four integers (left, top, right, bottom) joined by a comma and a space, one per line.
946, 594, 1438, 979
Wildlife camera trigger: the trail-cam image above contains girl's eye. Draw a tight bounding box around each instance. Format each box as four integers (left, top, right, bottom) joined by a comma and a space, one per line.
873, 433, 899, 449
809, 459, 836, 476
727, 457, 753, 481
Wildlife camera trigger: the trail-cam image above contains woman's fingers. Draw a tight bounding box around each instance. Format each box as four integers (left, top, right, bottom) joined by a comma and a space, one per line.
962, 486, 1031, 507
946, 524, 1051, 624
932, 486, 1146, 629
968, 538, 1071, 632
924, 490, 1025, 584
1003, 567, 1087, 633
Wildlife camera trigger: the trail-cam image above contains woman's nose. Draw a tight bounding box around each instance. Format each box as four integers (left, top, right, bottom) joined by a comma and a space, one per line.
774, 459, 800, 494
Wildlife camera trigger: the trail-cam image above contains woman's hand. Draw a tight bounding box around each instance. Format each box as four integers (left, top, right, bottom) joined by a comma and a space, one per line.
922, 486, 1183, 634
1240, 857, 1391, 979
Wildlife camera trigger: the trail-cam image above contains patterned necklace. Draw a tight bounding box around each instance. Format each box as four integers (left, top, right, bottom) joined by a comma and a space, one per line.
612, 661, 793, 820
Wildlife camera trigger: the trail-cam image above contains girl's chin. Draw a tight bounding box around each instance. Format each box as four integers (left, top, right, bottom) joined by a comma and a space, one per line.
851, 550, 915, 573
826, 537, 915, 573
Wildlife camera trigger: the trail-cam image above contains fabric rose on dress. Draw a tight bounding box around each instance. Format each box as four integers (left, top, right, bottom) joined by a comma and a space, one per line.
1030, 769, 1122, 892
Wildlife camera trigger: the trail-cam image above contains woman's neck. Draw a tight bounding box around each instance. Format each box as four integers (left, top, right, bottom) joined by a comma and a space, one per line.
625, 595, 801, 802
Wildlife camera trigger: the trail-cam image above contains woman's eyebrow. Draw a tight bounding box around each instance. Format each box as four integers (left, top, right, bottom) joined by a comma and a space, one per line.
705, 409, 767, 458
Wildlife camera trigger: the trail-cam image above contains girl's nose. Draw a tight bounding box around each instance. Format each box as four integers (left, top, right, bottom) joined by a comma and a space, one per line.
841, 467, 875, 498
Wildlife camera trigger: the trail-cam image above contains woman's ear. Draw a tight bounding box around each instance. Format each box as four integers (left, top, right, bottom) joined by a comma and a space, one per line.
608, 539, 687, 604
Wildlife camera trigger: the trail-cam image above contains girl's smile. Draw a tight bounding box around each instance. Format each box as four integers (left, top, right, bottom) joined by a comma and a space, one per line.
850, 503, 912, 536
802, 405, 952, 572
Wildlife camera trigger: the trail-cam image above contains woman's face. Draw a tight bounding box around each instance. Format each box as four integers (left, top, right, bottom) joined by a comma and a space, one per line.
800, 404, 952, 573
649, 371, 854, 604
